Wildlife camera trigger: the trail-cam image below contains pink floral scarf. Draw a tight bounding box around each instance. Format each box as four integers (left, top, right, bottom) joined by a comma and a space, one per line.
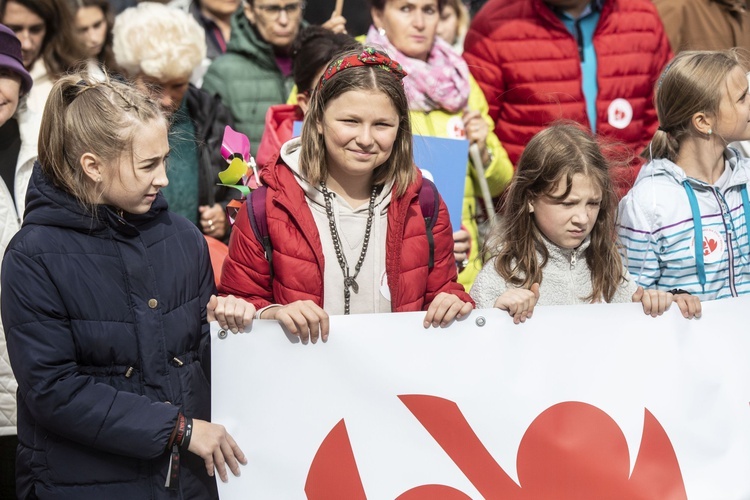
366, 25, 470, 113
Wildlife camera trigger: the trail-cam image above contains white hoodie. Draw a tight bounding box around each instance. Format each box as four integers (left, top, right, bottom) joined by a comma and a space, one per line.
280, 138, 395, 314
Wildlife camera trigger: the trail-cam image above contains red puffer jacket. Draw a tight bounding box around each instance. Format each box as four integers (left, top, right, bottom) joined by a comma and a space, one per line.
219, 159, 473, 311
463, 0, 672, 195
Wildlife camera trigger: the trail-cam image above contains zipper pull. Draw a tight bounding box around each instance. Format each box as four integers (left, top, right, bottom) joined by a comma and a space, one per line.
570, 250, 577, 269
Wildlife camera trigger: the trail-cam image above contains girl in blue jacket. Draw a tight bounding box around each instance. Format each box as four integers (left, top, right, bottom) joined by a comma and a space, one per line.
619, 50, 750, 300
1, 71, 245, 499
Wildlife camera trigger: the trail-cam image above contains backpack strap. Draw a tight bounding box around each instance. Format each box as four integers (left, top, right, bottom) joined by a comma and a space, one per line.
419, 178, 440, 269
246, 186, 274, 280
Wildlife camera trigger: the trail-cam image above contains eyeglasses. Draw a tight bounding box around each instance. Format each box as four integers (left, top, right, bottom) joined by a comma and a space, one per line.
254, 1, 305, 19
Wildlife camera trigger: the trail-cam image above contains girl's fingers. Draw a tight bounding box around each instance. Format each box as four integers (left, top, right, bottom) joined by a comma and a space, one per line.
424, 293, 447, 327
292, 312, 310, 344
300, 306, 322, 344
204, 453, 215, 477
458, 301, 473, 318
641, 290, 652, 315
207, 295, 218, 322
277, 310, 301, 339
692, 297, 702, 318
213, 448, 228, 483
319, 311, 330, 341
430, 297, 452, 327
241, 305, 255, 331
226, 433, 247, 465
220, 439, 241, 478
224, 299, 239, 332
440, 299, 465, 326
663, 292, 673, 313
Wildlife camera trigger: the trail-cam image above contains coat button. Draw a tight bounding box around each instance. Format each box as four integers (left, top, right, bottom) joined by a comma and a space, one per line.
148, 299, 158, 309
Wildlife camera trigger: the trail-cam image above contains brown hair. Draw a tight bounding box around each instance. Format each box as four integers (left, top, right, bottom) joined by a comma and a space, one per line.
64, 0, 120, 73
291, 26, 357, 93
0, 0, 88, 78
298, 47, 416, 196
38, 70, 164, 208
647, 49, 748, 162
488, 123, 626, 303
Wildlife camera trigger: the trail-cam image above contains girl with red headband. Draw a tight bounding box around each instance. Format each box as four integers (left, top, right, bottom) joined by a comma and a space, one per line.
214, 46, 474, 343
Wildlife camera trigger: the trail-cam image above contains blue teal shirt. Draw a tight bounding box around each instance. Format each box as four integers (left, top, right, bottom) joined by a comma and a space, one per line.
163, 96, 199, 224
553, 0, 603, 132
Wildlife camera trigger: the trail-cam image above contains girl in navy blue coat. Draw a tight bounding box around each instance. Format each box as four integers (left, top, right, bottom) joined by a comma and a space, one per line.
1, 72, 245, 499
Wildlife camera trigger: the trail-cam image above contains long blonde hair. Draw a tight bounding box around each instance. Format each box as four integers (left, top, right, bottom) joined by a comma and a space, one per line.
488, 123, 625, 302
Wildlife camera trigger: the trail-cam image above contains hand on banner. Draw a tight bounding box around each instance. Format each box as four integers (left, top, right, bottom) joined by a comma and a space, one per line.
199, 203, 228, 238
494, 283, 540, 324
632, 287, 673, 317
321, 13, 348, 34
265, 300, 330, 344
462, 110, 490, 166
671, 293, 702, 319
423, 292, 473, 328
189, 419, 247, 482
208, 295, 255, 333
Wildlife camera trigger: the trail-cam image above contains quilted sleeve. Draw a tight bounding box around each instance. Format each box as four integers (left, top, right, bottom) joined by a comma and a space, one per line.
1, 247, 179, 460
617, 191, 662, 289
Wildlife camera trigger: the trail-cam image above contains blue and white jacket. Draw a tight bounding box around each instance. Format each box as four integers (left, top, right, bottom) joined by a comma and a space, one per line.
618, 148, 750, 300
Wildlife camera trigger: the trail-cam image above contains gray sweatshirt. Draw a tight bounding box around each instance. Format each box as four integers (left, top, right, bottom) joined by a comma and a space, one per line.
470, 237, 638, 309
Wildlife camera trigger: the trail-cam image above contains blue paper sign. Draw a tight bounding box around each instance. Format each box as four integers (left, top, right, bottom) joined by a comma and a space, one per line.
413, 135, 468, 232
293, 121, 467, 231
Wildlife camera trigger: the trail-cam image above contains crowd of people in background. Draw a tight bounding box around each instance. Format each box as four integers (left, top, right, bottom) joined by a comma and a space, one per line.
0, 0, 749, 498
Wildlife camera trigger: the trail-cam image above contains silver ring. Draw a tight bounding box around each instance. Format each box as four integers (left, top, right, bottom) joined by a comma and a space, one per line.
460, 259, 469, 268
208, 219, 214, 228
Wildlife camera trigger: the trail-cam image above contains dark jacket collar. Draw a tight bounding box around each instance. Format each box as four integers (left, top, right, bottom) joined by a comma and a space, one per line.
22, 162, 168, 236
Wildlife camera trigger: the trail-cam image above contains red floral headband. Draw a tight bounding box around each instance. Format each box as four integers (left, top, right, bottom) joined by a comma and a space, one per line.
318, 47, 408, 89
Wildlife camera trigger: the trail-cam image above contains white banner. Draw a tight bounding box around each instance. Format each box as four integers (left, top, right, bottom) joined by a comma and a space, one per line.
211, 297, 750, 499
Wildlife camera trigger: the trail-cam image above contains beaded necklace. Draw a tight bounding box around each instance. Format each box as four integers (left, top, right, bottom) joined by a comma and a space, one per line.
320, 180, 378, 315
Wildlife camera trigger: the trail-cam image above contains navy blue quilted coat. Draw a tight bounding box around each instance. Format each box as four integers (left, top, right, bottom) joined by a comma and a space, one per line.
1, 164, 218, 499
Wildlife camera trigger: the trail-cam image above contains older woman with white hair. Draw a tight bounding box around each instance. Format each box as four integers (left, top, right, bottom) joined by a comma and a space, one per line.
113, 2, 237, 240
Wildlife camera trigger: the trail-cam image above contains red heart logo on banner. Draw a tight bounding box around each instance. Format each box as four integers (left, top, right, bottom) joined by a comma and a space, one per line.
305, 397, 687, 499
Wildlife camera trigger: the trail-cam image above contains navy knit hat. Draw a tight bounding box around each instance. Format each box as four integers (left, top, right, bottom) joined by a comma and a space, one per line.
0, 24, 33, 95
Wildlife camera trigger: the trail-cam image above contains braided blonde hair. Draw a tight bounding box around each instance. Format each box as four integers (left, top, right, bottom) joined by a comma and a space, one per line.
39, 70, 165, 208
